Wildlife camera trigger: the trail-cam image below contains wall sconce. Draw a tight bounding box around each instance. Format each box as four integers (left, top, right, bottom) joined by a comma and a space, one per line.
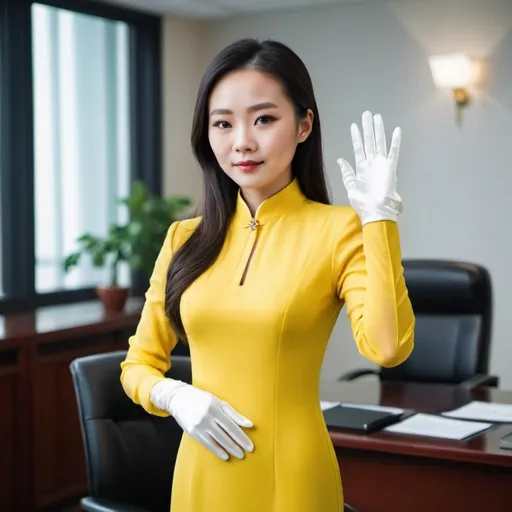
428, 53, 482, 124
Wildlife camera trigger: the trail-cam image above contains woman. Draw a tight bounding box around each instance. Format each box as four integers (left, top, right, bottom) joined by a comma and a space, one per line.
120, 38, 415, 512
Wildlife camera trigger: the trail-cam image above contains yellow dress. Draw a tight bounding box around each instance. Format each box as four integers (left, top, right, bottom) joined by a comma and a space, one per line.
120, 177, 415, 512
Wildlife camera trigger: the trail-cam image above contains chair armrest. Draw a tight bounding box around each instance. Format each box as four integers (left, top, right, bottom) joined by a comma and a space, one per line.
80, 497, 153, 512
338, 368, 379, 382
460, 374, 499, 389
344, 504, 359, 512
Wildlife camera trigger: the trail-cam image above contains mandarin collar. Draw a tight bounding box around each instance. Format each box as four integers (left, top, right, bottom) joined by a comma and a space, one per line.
233, 178, 306, 228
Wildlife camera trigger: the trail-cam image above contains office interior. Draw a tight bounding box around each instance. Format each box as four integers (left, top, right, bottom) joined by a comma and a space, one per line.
1, 0, 512, 511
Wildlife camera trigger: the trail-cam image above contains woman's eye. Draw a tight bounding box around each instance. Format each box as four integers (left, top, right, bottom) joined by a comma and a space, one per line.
255, 115, 276, 125
213, 120, 230, 129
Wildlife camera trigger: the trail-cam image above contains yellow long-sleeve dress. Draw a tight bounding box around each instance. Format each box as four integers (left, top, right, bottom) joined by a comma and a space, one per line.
120, 177, 415, 512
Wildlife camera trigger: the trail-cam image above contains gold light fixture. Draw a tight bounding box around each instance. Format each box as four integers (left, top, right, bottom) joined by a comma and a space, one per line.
428, 53, 482, 124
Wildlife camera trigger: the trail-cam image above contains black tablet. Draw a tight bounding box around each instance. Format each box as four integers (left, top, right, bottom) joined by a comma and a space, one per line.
323, 404, 402, 434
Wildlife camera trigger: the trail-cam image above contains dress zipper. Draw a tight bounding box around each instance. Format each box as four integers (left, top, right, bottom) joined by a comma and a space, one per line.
239, 218, 260, 286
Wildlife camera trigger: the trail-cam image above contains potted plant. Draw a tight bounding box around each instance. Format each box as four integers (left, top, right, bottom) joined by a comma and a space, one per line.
63, 181, 192, 312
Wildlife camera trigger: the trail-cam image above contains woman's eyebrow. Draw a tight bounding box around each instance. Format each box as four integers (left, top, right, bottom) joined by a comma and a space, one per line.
209, 101, 279, 117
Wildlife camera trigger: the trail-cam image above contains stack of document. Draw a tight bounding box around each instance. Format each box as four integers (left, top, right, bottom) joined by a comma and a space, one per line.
441, 401, 512, 423
383, 413, 493, 440
322, 399, 511, 440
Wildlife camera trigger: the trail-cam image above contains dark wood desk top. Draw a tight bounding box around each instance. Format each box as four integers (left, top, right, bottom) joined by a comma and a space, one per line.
320, 379, 512, 467
0, 298, 143, 347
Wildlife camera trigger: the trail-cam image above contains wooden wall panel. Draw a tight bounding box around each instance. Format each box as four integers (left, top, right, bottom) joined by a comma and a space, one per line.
0, 364, 18, 511
34, 335, 119, 508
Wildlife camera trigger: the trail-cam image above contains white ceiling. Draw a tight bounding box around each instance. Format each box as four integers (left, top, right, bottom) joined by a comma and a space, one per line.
98, 0, 364, 19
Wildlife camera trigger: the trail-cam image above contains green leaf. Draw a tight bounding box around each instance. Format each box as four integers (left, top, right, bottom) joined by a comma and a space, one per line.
77, 233, 102, 251
130, 253, 143, 270
92, 251, 105, 267
63, 252, 81, 272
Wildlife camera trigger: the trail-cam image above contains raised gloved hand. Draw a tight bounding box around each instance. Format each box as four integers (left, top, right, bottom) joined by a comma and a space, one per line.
337, 110, 403, 226
150, 379, 254, 461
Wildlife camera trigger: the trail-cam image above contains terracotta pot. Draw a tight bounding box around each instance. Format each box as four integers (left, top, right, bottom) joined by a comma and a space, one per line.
95, 286, 130, 312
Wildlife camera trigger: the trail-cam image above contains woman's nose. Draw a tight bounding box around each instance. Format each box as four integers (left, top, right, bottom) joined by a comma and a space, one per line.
234, 126, 257, 153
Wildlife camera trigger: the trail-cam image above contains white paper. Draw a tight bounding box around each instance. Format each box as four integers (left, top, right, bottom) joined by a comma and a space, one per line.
442, 401, 512, 423
340, 403, 404, 416
320, 401, 340, 411
383, 413, 492, 440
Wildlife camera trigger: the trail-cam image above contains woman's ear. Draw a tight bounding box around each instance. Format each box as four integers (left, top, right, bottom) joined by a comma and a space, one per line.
297, 108, 314, 143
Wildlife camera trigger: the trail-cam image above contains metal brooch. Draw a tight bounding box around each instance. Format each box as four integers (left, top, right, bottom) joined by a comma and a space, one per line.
248, 219, 259, 231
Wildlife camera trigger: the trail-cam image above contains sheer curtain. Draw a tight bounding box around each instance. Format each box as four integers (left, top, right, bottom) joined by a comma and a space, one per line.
32, 3, 131, 293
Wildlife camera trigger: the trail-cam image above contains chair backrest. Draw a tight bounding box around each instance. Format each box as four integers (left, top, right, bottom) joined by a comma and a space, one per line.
380, 259, 493, 384
70, 350, 192, 512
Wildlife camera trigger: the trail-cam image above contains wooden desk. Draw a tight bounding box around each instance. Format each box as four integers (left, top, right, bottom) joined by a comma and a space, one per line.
321, 380, 512, 512
0, 299, 145, 512
0, 298, 191, 512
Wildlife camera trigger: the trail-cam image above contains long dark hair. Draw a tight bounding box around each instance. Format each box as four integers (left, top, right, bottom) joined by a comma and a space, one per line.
165, 38, 330, 342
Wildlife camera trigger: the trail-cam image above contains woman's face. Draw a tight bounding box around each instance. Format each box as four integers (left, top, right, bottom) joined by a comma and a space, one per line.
208, 69, 313, 195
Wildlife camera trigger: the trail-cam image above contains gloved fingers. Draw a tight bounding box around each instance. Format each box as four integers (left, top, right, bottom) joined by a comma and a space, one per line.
216, 411, 254, 453
197, 431, 229, 461
388, 126, 402, 172
221, 403, 253, 428
350, 123, 366, 168
209, 422, 246, 460
362, 110, 376, 160
337, 158, 356, 194
374, 113, 387, 158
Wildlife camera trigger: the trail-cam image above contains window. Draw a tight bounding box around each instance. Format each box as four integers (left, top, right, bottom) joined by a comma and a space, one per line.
0, 0, 161, 314
0, 47, 2, 299
32, 4, 131, 292
0, 178, 3, 300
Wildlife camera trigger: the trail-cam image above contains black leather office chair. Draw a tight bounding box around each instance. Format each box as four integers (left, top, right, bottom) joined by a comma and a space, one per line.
338, 259, 498, 389
70, 351, 192, 512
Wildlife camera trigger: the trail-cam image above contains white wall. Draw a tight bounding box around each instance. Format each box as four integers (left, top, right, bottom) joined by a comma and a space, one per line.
162, 0, 512, 387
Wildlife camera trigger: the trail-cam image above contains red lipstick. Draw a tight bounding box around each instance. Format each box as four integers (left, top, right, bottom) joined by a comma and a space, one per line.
234, 160, 263, 173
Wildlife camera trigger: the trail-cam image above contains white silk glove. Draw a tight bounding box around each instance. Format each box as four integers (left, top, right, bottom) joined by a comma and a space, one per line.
150, 379, 254, 461
337, 110, 403, 226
